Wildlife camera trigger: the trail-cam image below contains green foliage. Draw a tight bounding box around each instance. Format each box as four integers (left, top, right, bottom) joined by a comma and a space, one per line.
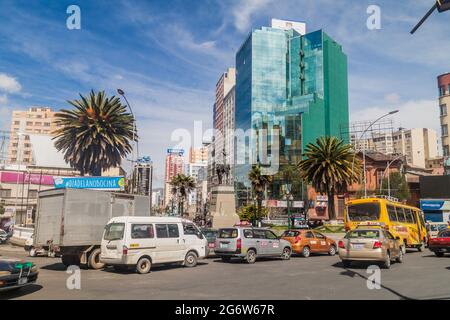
53, 90, 135, 176
238, 204, 268, 223
380, 172, 410, 201
298, 136, 362, 220
248, 164, 273, 225
170, 174, 196, 215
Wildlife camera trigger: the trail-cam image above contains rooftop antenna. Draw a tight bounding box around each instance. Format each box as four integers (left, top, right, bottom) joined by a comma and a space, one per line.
411, 0, 450, 34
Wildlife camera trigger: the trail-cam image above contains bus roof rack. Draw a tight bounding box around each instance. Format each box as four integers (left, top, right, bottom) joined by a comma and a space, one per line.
361, 195, 399, 202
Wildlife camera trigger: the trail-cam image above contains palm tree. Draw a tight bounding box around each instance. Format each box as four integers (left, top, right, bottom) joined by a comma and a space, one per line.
53, 90, 135, 176
298, 136, 362, 220
170, 174, 196, 216
248, 164, 273, 226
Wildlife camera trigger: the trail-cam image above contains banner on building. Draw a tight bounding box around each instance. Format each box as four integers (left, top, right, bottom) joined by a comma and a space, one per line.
0, 171, 54, 186
54, 176, 125, 191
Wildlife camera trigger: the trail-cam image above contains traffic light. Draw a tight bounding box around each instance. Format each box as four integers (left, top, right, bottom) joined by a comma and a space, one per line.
437, 0, 450, 12
411, 1, 450, 34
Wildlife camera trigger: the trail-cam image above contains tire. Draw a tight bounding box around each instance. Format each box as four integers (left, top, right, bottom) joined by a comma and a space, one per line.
136, 257, 152, 274
221, 256, 231, 262
382, 253, 391, 269
245, 249, 257, 264
88, 248, 105, 270
396, 248, 403, 263
342, 260, 352, 268
61, 254, 80, 267
184, 251, 198, 268
281, 247, 291, 260
301, 246, 311, 258
328, 245, 337, 256
435, 252, 444, 257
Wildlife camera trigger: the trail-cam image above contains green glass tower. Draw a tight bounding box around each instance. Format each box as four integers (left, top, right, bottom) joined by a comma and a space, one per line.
234, 23, 349, 207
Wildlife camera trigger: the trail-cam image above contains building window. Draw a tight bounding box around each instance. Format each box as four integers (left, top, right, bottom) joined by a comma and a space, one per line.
444, 146, 450, 157
44, 122, 51, 127
34, 122, 42, 126
26, 121, 33, 126
439, 86, 446, 96
14, 121, 20, 125
28, 190, 38, 199
440, 104, 448, 116
0, 189, 12, 198
442, 124, 449, 137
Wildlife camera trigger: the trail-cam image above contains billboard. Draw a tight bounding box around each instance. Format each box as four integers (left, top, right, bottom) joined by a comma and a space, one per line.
167, 148, 184, 155
54, 176, 125, 191
0, 171, 54, 186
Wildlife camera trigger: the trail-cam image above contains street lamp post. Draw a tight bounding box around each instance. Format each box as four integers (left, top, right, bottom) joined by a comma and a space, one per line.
117, 89, 139, 194
379, 154, 405, 197
351, 110, 399, 198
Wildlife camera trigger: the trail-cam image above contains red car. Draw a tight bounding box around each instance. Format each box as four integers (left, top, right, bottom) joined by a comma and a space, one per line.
428, 228, 450, 257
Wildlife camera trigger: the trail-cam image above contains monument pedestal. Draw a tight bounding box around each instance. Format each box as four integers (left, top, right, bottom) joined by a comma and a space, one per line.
209, 185, 240, 229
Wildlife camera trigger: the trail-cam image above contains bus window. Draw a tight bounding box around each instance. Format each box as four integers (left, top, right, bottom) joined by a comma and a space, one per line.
418, 212, 426, 228
387, 205, 398, 222
405, 209, 414, 224
347, 203, 380, 221
396, 207, 406, 222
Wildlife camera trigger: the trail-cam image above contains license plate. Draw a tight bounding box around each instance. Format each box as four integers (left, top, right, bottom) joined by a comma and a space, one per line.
208, 243, 215, 248
352, 244, 365, 250
220, 243, 228, 249
18, 277, 28, 285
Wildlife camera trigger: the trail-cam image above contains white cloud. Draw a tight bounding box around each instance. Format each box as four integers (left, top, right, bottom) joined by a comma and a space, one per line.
232, 0, 274, 32
0, 73, 22, 93
384, 93, 401, 104
0, 94, 7, 105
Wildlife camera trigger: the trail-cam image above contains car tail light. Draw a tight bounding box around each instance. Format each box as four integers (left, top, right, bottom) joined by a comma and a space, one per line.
295, 236, 302, 243
236, 238, 242, 249
338, 240, 345, 249
373, 241, 382, 249
122, 246, 128, 255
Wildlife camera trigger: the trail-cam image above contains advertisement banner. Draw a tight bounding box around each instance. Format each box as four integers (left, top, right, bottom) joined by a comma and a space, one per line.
54, 176, 125, 191
0, 171, 54, 186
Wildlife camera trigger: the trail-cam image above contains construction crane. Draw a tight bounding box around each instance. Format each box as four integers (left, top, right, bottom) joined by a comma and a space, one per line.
411, 0, 450, 34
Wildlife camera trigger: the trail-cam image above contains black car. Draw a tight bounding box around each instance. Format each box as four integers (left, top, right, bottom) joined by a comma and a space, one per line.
0, 258, 39, 292
201, 228, 219, 256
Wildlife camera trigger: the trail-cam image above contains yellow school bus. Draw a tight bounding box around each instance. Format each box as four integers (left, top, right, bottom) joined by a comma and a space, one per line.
344, 197, 428, 251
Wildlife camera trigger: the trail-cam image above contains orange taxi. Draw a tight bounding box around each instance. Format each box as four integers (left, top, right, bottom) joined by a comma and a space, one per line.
281, 229, 337, 257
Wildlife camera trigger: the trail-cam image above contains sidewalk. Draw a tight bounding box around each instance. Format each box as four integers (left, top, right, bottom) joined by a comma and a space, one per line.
0, 243, 26, 253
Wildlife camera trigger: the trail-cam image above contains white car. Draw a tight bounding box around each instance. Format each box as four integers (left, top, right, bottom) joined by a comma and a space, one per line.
100, 216, 207, 274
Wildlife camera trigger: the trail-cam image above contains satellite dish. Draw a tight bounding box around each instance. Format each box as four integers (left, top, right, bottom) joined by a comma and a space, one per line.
411, 0, 450, 34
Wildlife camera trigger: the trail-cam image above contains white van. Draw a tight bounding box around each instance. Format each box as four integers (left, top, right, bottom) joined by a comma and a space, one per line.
100, 216, 207, 274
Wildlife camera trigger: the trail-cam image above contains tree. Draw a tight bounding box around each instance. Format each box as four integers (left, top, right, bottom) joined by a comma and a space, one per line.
170, 174, 196, 216
380, 172, 410, 201
248, 164, 273, 226
298, 136, 362, 220
53, 90, 135, 176
238, 204, 268, 223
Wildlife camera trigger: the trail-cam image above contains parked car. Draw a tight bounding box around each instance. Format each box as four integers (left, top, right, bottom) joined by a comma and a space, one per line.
201, 228, 218, 256
0, 229, 7, 244
100, 216, 207, 274
0, 258, 39, 292
214, 226, 292, 264
338, 225, 403, 269
426, 222, 448, 245
428, 228, 450, 257
281, 229, 337, 257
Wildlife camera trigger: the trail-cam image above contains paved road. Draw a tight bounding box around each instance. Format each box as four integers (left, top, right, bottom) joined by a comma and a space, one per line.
1, 243, 449, 300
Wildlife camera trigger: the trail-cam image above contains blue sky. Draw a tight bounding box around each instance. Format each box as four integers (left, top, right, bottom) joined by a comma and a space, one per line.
0, 0, 449, 186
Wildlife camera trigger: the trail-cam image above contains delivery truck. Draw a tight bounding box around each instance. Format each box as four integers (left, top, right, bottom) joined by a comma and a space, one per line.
34, 188, 151, 269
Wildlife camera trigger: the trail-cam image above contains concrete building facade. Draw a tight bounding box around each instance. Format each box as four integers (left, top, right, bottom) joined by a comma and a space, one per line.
438, 73, 450, 157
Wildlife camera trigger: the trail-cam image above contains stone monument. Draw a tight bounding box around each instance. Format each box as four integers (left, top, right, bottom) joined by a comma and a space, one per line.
209, 150, 240, 228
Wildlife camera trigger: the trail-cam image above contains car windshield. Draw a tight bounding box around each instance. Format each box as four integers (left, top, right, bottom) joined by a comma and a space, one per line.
346, 230, 380, 239
104, 223, 125, 241
431, 224, 447, 232
282, 230, 300, 237
347, 203, 380, 221
218, 228, 238, 238
438, 230, 450, 238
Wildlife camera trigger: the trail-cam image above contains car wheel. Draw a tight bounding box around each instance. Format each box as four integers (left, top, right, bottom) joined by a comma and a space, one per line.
382, 253, 391, 269
396, 248, 403, 263
221, 256, 231, 262
301, 246, 310, 258
245, 249, 257, 264
342, 260, 352, 268
435, 252, 444, 257
328, 245, 336, 256
281, 247, 291, 260
136, 257, 152, 274
88, 248, 105, 270
184, 251, 198, 268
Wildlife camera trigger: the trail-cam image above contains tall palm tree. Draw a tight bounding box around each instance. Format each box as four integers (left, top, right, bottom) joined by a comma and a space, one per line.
298, 136, 362, 220
53, 90, 135, 176
170, 174, 196, 216
248, 164, 273, 226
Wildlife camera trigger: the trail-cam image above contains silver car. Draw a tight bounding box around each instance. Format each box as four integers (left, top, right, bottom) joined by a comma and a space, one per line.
214, 227, 292, 264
